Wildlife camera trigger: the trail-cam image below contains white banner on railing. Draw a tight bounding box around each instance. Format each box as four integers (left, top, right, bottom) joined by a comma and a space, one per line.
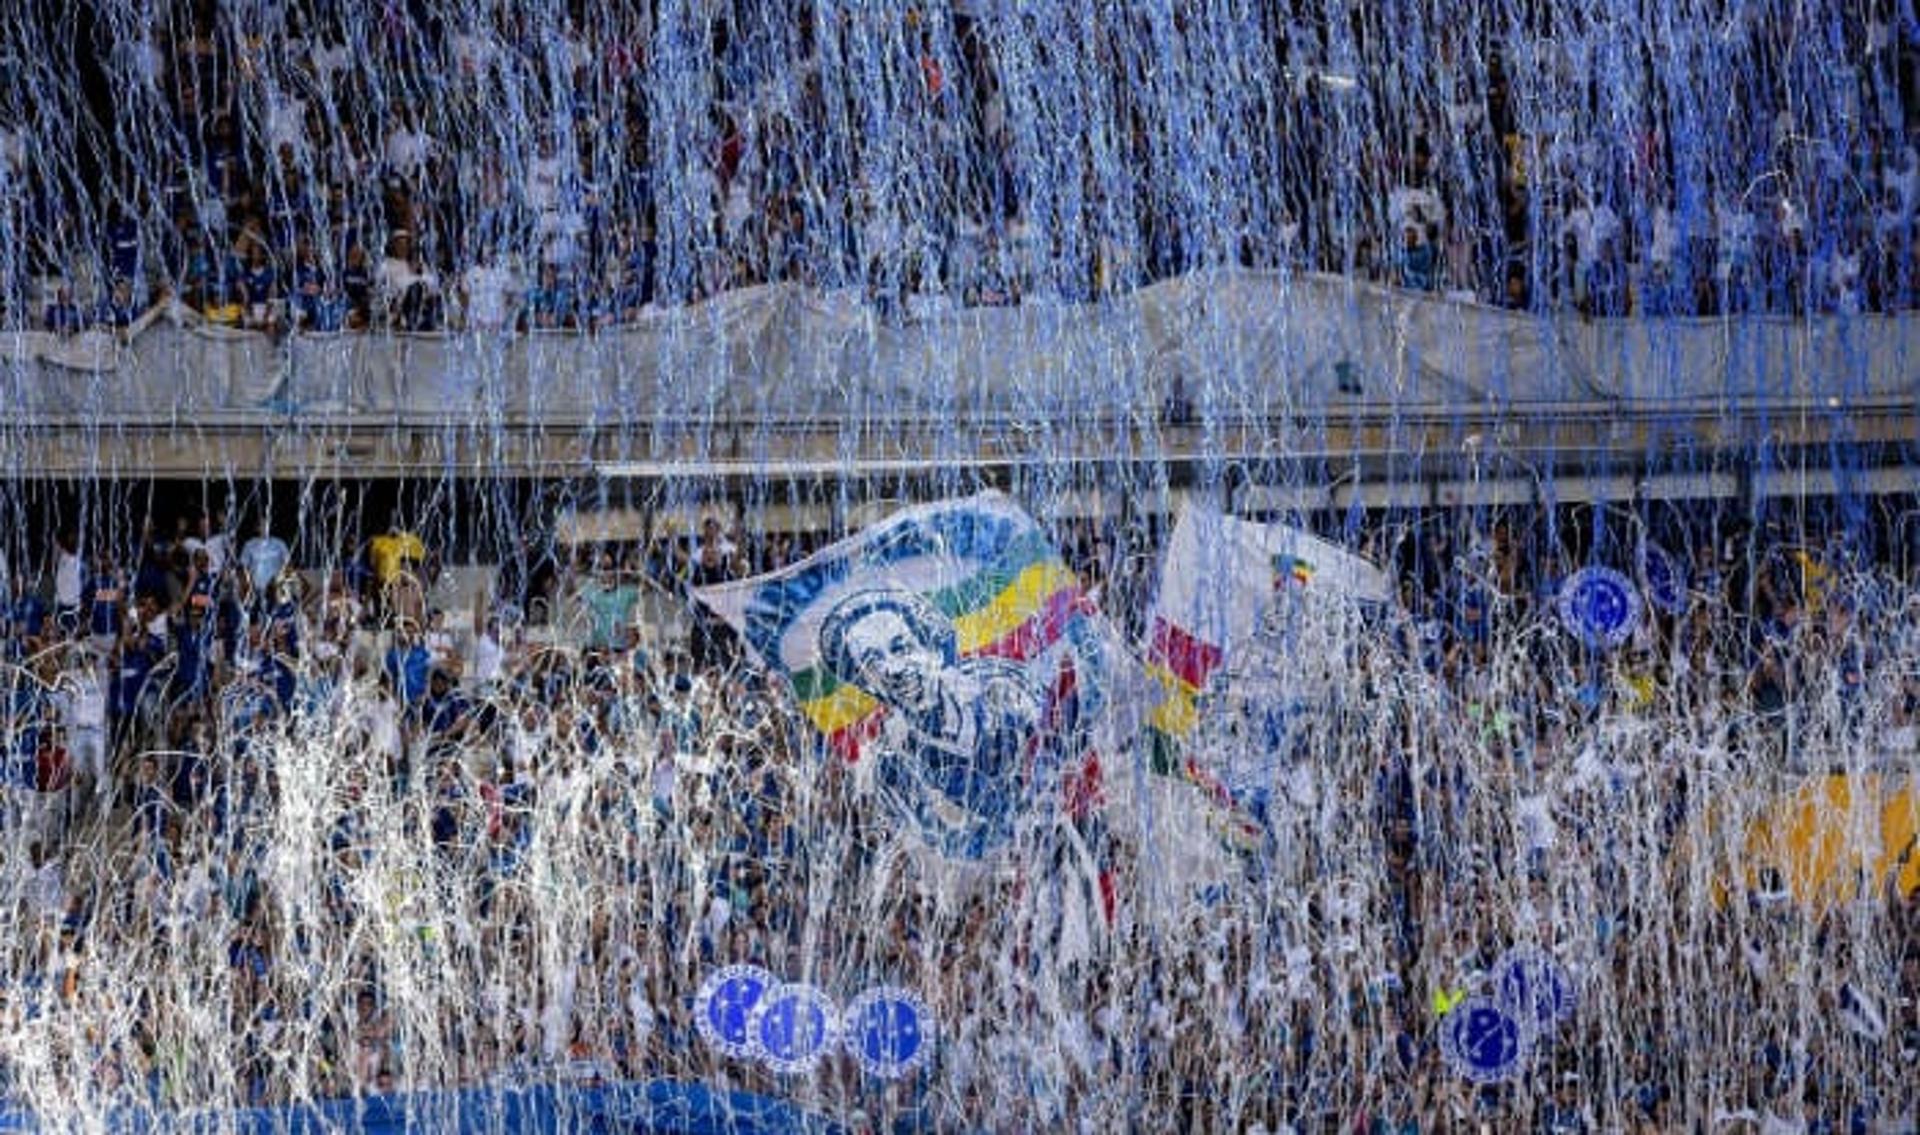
4, 271, 1914, 421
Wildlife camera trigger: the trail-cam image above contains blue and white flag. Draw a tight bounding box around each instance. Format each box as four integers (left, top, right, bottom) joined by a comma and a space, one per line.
694, 492, 1115, 863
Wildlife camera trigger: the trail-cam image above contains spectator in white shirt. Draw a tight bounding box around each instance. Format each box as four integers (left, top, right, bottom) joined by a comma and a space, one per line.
379, 231, 442, 330
58, 657, 109, 799
53, 530, 83, 630
384, 121, 434, 184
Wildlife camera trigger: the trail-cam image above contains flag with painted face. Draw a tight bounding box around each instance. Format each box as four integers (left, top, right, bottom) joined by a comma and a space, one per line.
1142, 503, 1395, 852
692, 491, 1112, 862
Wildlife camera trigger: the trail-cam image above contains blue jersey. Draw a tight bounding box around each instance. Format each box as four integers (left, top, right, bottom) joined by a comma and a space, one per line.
113, 633, 165, 719
85, 573, 125, 637
386, 644, 432, 705
174, 620, 216, 700
243, 262, 276, 302
9, 592, 48, 639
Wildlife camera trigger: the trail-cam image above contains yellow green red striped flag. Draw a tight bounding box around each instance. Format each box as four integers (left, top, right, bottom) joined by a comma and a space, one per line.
692, 492, 1113, 860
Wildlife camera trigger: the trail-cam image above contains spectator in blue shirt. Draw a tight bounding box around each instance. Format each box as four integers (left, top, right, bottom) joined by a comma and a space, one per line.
92, 277, 140, 331
420, 667, 475, 746
44, 284, 87, 334
341, 242, 374, 330
526, 262, 579, 330
7, 575, 49, 652
84, 551, 127, 646
173, 600, 215, 708
203, 116, 246, 207
289, 237, 347, 332
105, 204, 144, 286
240, 242, 280, 334
188, 233, 244, 324
131, 751, 170, 846
263, 146, 311, 252
385, 623, 433, 707
1397, 223, 1437, 292
111, 615, 166, 752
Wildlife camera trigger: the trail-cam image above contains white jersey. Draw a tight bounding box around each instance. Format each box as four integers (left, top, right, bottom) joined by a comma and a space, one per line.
55, 550, 82, 607
61, 669, 107, 730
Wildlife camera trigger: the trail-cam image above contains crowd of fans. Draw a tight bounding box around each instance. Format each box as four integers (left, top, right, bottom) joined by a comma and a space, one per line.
4, 2, 1919, 1129
9, 3, 1920, 340
0, 493, 1916, 1130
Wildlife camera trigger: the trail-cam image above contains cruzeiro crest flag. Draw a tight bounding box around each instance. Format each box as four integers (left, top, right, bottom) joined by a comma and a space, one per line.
1143, 503, 1395, 850
693, 492, 1111, 861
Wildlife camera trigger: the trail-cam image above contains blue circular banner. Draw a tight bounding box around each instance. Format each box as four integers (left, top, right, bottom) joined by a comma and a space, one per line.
750, 983, 839, 1075
1637, 541, 1688, 616
1557, 566, 1642, 650
843, 986, 934, 1079
1439, 995, 1529, 1084
693, 965, 777, 1059
1494, 946, 1576, 1036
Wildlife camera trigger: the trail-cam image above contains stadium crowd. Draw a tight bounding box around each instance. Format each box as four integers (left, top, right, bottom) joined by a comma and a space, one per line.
4, 1, 1920, 1131
0, 496, 1916, 1131
10, 4, 1920, 338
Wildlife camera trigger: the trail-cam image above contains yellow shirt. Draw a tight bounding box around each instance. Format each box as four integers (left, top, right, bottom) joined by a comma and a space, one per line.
369, 531, 426, 584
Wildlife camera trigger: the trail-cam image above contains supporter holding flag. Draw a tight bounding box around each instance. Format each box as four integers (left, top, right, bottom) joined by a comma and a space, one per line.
1139, 502, 1396, 866
695, 492, 1121, 946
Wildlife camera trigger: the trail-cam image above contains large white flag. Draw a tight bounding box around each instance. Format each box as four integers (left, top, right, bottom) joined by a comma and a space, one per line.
1139, 503, 1394, 854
